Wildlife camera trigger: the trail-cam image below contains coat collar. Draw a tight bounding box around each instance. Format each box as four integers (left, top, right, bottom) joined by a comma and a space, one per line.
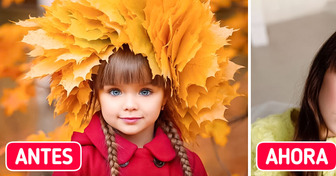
82, 113, 177, 165
80, 113, 108, 160
116, 127, 177, 164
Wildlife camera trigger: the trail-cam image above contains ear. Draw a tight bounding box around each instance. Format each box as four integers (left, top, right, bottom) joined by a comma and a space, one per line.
162, 95, 168, 107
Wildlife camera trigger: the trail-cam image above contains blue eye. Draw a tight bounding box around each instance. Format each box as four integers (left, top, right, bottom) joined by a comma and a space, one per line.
139, 89, 151, 96
110, 89, 121, 96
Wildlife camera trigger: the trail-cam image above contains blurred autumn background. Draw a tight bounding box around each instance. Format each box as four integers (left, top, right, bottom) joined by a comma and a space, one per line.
0, 0, 247, 175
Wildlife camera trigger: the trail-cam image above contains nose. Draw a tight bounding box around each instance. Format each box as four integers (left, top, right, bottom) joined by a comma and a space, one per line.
123, 94, 138, 111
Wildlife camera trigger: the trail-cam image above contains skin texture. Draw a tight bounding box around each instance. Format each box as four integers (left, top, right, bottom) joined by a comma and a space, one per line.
319, 69, 336, 137
98, 83, 165, 147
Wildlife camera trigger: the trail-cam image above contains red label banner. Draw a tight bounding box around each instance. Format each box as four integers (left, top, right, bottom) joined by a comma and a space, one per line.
6, 141, 82, 171
257, 142, 336, 171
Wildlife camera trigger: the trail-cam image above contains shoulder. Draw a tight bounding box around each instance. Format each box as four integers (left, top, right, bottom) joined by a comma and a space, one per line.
326, 136, 336, 176
186, 149, 208, 176
57, 114, 109, 176
324, 167, 336, 176
252, 108, 298, 143
251, 108, 298, 176
53, 145, 109, 176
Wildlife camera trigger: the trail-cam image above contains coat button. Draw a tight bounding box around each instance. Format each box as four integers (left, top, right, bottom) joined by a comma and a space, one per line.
153, 158, 165, 168
120, 161, 129, 168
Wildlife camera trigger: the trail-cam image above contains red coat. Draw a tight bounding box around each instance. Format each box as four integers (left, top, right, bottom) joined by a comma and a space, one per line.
53, 114, 207, 176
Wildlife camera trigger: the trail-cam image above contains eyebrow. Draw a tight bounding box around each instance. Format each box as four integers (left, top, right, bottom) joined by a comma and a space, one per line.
102, 83, 156, 88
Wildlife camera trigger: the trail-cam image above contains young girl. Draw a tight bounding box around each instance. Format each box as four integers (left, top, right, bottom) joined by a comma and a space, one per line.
251, 31, 336, 176
53, 46, 207, 176
18, 0, 238, 175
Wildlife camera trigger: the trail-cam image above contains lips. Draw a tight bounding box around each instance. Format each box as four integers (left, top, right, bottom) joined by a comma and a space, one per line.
119, 117, 142, 124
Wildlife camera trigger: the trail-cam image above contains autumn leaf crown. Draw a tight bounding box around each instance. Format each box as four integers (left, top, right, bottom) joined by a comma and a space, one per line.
18, 0, 242, 143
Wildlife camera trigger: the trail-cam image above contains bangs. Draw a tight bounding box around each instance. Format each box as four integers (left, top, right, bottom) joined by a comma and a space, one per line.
95, 46, 165, 90
103, 51, 152, 85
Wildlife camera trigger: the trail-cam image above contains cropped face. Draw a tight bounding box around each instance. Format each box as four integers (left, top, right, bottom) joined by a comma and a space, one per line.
98, 83, 165, 139
319, 69, 336, 136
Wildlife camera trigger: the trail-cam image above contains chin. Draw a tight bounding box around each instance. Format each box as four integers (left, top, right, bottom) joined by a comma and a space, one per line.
118, 128, 141, 136
328, 130, 336, 137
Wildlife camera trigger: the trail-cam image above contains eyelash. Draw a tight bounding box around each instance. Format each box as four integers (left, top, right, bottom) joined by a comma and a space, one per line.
139, 89, 152, 96
109, 88, 122, 96
108, 88, 153, 96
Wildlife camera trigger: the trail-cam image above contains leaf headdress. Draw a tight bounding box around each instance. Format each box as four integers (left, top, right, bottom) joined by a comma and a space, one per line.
19, 0, 242, 144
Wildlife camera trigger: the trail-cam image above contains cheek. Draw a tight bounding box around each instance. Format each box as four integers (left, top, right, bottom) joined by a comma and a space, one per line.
319, 73, 336, 129
143, 94, 164, 118
320, 78, 336, 110
99, 94, 119, 117
149, 102, 162, 116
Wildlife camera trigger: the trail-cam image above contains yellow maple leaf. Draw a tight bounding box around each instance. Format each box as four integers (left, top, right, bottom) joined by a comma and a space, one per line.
88, 0, 126, 25
26, 131, 51, 141
0, 23, 37, 117
16, 18, 39, 28
201, 119, 231, 146
22, 29, 65, 50
47, 124, 73, 141
59, 64, 82, 96
76, 82, 92, 105
0, 24, 31, 79
57, 52, 92, 64
18, 0, 242, 145
26, 57, 71, 79
25, 125, 73, 142
186, 85, 207, 108
67, 17, 105, 41
0, 79, 35, 116
74, 37, 110, 53
48, 81, 64, 105
197, 103, 227, 124
221, 12, 248, 54
72, 55, 100, 81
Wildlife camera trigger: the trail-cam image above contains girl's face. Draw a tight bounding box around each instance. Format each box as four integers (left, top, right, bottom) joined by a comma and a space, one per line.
98, 82, 165, 139
319, 69, 336, 136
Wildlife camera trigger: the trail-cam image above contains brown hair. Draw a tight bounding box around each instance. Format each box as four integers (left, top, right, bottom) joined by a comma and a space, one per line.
88, 45, 192, 176
292, 32, 336, 176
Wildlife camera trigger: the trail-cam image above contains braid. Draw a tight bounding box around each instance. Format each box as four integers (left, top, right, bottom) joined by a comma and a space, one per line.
160, 118, 192, 176
100, 116, 119, 176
